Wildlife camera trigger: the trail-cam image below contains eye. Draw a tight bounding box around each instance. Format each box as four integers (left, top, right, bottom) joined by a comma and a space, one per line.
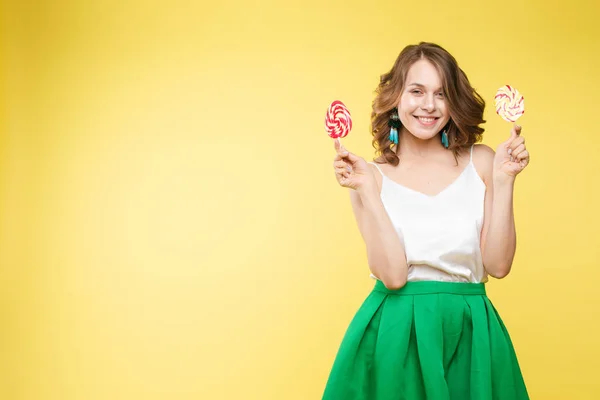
411, 90, 422, 94
436, 92, 445, 98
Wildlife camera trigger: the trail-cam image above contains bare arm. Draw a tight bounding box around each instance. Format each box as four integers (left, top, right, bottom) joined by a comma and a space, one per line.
484, 178, 516, 278
477, 133, 526, 278
332, 140, 408, 289
480, 158, 516, 278
348, 173, 408, 289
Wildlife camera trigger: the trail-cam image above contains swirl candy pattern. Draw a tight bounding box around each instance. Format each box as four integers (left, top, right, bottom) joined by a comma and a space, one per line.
495, 85, 525, 123
325, 100, 352, 139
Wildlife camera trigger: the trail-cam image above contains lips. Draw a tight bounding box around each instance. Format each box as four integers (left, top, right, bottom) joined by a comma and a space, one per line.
414, 116, 439, 126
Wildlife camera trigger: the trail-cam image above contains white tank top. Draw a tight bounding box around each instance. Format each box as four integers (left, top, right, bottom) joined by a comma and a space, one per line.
368, 145, 488, 283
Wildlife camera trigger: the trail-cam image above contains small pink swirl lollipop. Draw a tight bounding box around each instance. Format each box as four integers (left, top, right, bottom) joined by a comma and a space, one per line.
325, 100, 352, 143
495, 85, 525, 123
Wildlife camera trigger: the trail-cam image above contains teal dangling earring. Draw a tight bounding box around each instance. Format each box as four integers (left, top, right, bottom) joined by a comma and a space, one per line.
388, 108, 400, 145
441, 129, 449, 149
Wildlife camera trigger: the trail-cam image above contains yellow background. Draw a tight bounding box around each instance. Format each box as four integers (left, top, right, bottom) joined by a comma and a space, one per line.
2, 0, 599, 399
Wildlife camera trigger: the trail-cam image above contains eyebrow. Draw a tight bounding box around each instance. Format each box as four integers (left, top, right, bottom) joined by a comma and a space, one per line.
407, 83, 443, 91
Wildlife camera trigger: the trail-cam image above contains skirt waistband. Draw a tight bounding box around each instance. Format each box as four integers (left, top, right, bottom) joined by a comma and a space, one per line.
373, 280, 486, 296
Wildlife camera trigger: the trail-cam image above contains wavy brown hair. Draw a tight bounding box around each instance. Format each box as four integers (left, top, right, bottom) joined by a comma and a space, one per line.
372, 42, 485, 166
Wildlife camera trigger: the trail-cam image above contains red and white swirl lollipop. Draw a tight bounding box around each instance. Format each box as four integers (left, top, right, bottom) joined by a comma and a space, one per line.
495, 85, 525, 123
325, 100, 352, 143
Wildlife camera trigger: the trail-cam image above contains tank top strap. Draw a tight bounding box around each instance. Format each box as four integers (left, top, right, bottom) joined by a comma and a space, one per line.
368, 161, 385, 177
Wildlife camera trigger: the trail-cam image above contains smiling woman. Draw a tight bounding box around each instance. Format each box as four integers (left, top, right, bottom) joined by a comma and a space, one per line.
371, 43, 485, 166
327, 42, 530, 399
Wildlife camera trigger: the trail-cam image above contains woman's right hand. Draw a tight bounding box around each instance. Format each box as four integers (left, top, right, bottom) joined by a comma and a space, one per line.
333, 139, 375, 191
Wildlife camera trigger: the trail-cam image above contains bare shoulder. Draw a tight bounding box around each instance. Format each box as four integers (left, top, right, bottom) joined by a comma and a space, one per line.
471, 144, 495, 184
368, 161, 384, 192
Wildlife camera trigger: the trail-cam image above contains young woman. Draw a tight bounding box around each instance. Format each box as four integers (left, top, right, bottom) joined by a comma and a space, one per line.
323, 42, 530, 400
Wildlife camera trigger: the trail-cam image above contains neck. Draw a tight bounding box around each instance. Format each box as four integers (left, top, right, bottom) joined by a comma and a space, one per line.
397, 127, 445, 158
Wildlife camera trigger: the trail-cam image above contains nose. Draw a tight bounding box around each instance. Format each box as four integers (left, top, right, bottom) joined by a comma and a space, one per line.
422, 93, 436, 112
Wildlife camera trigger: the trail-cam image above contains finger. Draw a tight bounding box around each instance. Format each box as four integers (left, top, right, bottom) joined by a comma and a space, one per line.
519, 157, 529, 169
505, 124, 522, 147
515, 149, 529, 161
344, 151, 361, 163
334, 139, 349, 157
509, 125, 519, 141
507, 137, 525, 155
511, 143, 526, 158
337, 161, 352, 172
335, 166, 350, 175
507, 135, 524, 150
510, 124, 522, 139
340, 146, 352, 160
333, 151, 349, 161
335, 171, 348, 181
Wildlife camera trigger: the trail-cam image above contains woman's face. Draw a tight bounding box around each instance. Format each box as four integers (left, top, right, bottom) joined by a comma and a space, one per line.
397, 59, 451, 141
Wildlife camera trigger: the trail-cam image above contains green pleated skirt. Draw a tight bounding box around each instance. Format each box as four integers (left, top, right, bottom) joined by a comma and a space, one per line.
322, 281, 529, 400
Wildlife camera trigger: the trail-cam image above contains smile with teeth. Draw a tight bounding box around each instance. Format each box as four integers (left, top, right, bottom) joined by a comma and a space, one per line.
414, 116, 439, 126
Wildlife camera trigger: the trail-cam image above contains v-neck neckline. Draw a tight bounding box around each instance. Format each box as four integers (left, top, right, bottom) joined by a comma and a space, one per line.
381, 161, 473, 199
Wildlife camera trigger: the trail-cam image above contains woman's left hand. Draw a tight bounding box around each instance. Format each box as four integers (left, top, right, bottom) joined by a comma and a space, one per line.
494, 124, 530, 181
